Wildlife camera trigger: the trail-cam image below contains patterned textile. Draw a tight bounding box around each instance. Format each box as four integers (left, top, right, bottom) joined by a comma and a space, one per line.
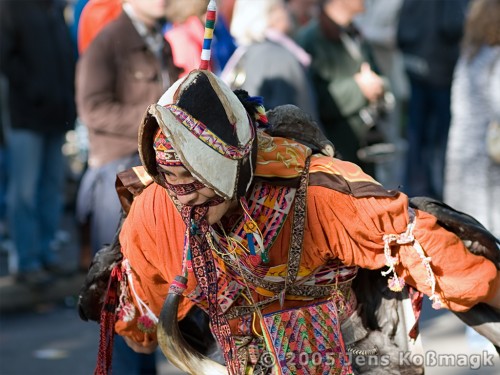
233, 335, 271, 374
261, 299, 353, 375
153, 128, 182, 166
255, 132, 311, 180
186, 273, 244, 314
164, 179, 214, 198
179, 203, 240, 375
180, 182, 359, 324
166, 104, 255, 159
233, 183, 295, 250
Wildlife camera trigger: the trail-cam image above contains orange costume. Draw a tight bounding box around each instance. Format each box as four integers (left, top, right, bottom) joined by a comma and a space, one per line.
115, 135, 499, 346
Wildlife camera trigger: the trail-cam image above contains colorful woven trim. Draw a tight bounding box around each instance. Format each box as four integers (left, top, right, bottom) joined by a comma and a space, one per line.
231, 183, 296, 264
165, 104, 254, 160
153, 128, 183, 166
261, 299, 354, 375
180, 203, 240, 374
164, 179, 206, 196
199, 0, 216, 70
186, 275, 244, 315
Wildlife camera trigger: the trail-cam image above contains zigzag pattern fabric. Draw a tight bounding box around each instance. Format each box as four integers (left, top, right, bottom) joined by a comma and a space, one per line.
261, 300, 353, 375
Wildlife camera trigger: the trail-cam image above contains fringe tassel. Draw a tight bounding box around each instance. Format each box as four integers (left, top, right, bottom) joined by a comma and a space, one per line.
94, 265, 121, 375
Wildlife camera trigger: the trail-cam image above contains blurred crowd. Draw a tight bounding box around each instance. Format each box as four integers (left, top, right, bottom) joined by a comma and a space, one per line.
0, 0, 499, 373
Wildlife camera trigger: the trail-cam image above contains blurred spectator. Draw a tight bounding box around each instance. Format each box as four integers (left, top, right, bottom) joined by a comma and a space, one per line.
444, 0, 500, 354
354, 0, 408, 188
397, 0, 470, 200
164, 0, 236, 76
77, 0, 122, 54
75, 0, 179, 372
217, 0, 235, 27
0, 75, 7, 244
164, 0, 210, 75
296, 0, 388, 177
0, 0, 77, 287
445, 0, 500, 237
211, 3, 237, 73
286, 0, 319, 36
222, 0, 318, 119
71, 0, 122, 273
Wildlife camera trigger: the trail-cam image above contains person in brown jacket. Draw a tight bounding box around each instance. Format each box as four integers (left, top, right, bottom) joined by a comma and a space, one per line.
75, 0, 179, 373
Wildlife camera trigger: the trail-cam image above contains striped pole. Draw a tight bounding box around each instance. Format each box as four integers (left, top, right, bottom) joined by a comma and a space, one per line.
199, 0, 217, 70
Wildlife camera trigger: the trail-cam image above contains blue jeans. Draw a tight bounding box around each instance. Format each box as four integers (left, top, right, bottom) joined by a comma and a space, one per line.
0, 145, 7, 233
404, 78, 451, 200
111, 335, 157, 375
76, 153, 141, 254
6, 129, 66, 272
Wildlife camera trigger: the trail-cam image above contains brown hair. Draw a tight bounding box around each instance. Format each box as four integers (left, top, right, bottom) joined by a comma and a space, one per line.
462, 0, 500, 60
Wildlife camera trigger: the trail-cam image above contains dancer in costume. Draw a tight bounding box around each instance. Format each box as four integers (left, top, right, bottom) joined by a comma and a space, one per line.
98, 68, 499, 375
80, 1, 500, 374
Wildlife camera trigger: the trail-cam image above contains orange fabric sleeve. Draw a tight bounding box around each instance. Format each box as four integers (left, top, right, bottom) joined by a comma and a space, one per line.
304, 186, 499, 312
115, 184, 196, 345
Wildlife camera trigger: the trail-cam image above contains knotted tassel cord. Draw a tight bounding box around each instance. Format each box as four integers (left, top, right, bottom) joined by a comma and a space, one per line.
123, 260, 159, 333
95, 265, 122, 375
381, 208, 443, 309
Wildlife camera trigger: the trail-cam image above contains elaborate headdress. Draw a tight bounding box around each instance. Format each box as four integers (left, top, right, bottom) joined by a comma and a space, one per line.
139, 69, 258, 200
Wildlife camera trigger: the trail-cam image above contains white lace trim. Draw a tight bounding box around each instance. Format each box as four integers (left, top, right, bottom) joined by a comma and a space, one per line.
382, 208, 443, 309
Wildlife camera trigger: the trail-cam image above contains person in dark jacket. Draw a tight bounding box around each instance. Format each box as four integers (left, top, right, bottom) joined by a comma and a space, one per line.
296, 0, 387, 178
221, 0, 319, 120
0, 0, 77, 287
397, 0, 470, 200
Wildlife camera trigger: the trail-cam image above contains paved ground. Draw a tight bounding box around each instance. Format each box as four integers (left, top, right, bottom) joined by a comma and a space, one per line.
418, 299, 499, 375
0, 301, 184, 375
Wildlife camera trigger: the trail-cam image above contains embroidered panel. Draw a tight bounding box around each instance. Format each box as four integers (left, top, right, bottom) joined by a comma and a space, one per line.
229, 182, 296, 259
261, 299, 354, 375
166, 104, 254, 159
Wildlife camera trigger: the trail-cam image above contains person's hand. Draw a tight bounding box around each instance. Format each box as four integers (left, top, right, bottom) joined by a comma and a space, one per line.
123, 335, 158, 354
354, 63, 385, 103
